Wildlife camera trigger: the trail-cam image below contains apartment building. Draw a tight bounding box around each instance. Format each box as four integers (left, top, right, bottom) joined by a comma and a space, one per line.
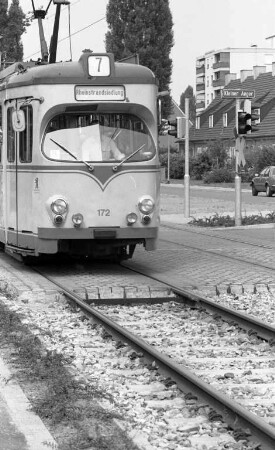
196, 45, 275, 115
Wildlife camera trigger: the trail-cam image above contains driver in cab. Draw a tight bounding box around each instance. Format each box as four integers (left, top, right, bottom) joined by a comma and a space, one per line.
101, 127, 125, 161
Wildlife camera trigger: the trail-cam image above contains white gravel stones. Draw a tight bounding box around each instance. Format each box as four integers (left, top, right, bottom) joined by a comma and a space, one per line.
97, 300, 275, 432
0, 292, 243, 450
215, 288, 275, 325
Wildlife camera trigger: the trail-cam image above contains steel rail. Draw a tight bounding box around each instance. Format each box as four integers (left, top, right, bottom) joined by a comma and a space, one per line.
123, 265, 275, 342
39, 271, 275, 450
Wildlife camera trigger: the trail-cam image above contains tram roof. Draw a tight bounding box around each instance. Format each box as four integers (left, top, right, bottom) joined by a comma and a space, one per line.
0, 52, 158, 90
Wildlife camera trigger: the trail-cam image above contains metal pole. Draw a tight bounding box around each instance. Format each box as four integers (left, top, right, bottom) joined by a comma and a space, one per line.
167, 134, 170, 183
184, 98, 190, 218
235, 99, 242, 226
49, 3, 61, 64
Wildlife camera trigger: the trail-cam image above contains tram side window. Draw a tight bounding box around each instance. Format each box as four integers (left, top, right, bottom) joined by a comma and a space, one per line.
7, 108, 15, 162
19, 106, 33, 163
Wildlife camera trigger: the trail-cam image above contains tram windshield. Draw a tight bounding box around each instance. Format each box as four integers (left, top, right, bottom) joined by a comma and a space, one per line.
43, 113, 156, 163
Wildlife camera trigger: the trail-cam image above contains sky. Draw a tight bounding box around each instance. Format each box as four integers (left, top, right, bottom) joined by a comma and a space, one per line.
17, 0, 275, 104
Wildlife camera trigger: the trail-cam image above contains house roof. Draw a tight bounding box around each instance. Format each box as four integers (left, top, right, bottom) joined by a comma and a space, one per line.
190, 71, 275, 143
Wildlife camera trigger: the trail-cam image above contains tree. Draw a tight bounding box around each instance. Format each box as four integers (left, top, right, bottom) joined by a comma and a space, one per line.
0, 0, 8, 66
206, 139, 229, 169
179, 86, 196, 124
0, 0, 30, 67
105, 0, 174, 116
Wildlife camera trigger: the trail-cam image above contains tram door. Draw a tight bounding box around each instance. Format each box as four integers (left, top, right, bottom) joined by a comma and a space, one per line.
6, 103, 33, 249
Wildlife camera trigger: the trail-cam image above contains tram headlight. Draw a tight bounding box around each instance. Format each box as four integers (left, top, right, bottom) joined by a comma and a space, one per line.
126, 212, 138, 225
138, 196, 155, 214
51, 198, 68, 215
72, 213, 83, 227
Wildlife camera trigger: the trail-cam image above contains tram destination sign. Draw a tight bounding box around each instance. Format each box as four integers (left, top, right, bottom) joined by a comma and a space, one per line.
221, 88, 255, 99
75, 85, 125, 101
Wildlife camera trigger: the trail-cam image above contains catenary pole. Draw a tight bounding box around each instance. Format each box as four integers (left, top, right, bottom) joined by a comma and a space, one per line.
184, 98, 190, 218
235, 99, 242, 226
167, 134, 170, 183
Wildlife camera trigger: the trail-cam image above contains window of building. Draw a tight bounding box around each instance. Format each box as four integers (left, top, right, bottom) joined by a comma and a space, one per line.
253, 108, 260, 123
209, 115, 213, 128
195, 116, 200, 129
223, 113, 228, 127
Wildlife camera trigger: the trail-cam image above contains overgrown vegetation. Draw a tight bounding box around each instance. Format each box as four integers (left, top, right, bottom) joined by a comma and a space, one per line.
0, 300, 137, 450
190, 211, 275, 227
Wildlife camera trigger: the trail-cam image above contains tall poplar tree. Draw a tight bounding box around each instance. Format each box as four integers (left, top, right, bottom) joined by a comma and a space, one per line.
105, 0, 174, 116
0, 0, 8, 66
0, 0, 30, 67
180, 86, 196, 124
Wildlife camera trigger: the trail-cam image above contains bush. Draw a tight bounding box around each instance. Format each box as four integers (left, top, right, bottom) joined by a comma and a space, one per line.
240, 168, 254, 183
244, 145, 275, 174
169, 154, 185, 179
190, 153, 212, 180
159, 151, 184, 179
203, 168, 234, 184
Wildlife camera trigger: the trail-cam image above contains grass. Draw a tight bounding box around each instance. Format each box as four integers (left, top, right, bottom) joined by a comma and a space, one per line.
190, 211, 275, 227
0, 297, 138, 450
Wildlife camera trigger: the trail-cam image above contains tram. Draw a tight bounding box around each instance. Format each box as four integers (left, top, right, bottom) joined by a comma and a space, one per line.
0, 2, 161, 261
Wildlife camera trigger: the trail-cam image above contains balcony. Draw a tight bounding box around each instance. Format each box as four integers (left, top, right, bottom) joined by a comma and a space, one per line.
196, 65, 205, 75
196, 83, 205, 92
212, 78, 226, 88
196, 101, 205, 109
213, 61, 230, 70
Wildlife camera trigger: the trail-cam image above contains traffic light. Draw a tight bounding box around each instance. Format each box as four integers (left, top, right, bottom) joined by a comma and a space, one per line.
237, 111, 251, 135
158, 119, 170, 135
168, 117, 185, 139
238, 111, 260, 135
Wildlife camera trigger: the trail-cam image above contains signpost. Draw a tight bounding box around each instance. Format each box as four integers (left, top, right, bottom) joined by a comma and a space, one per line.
222, 89, 255, 226
222, 89, 255, 99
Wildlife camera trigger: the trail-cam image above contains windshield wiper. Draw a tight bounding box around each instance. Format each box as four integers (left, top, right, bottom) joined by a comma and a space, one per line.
112, 144, 146, 172
50, 138, 94, 171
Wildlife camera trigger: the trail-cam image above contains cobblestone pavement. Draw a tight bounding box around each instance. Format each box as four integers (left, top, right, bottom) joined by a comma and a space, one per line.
123, 222, 275, 294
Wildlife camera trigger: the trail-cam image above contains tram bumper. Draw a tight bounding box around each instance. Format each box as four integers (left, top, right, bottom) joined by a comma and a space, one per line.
37, 227, 158, 254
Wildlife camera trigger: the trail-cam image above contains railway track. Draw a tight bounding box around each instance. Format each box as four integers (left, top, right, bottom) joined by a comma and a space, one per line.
1, 235, 275, 449
31, 265, 275, 450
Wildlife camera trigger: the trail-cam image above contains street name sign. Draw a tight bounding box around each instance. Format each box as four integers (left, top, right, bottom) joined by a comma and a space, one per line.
222, 89, 255, 99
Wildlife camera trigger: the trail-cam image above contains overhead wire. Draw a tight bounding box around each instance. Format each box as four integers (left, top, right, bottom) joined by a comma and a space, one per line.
24, 0, 105, 61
